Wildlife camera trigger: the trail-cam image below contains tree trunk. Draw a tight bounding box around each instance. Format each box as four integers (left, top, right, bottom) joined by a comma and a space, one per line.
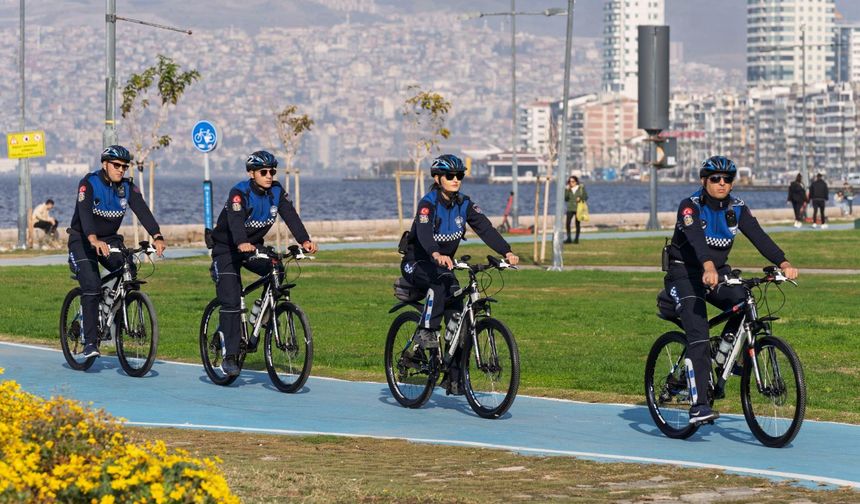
149, 160, 155, 218
396, 170, 404, 233
532, 177, 540, 264
540, 166, 552, 263
412, 159, 420, 216
294, 168, 301, 215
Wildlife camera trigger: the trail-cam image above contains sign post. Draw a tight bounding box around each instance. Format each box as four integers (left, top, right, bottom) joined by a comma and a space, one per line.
192, 120, 218, 229
8, 130, 46, 248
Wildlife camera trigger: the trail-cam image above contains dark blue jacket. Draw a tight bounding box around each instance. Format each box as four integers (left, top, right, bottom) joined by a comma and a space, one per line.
69, 170, 160, 241
669, 188, 785, 270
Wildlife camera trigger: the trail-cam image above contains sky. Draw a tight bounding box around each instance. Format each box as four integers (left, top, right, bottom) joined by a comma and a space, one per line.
1, 0, 859, 69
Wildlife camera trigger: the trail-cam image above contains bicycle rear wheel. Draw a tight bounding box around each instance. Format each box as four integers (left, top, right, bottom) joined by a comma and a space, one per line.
59, 288, 97, 371
644, 331, 699, 439
116, 291, 158, 377
265, 302, 313, 393
384, 310, 438, 408
199, 299, 244, 386
462, 317, 520, 419
741, 335, 806, 448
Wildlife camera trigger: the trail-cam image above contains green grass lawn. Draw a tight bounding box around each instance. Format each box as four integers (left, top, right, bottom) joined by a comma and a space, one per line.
1, 242, 858, 422
322, 228, 860, 270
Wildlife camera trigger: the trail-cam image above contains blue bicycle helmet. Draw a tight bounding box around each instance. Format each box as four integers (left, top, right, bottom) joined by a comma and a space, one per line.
430, 154, 465, 176
101, 145, 132, 163
699, 155, 737, 178
246, 150, 278, 171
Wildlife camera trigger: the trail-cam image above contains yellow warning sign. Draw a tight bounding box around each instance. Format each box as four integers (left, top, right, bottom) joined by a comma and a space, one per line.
7, 130, 47, 159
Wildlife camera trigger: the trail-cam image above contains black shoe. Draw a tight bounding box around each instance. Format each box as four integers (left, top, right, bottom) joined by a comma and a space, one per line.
564, 238, 572, 244
220, 355, 240, 377
573, 238, 579, 244
689, 404, 720, 424
414, 328, 439, 349
81, 344, 100, 358
440, 375, 464, 396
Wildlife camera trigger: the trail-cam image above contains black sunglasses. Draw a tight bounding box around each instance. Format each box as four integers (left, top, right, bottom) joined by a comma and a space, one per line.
708, 175, 734, 184
443, 172, 465, 181
256, 168, 277, 177
109, 161, 129, 171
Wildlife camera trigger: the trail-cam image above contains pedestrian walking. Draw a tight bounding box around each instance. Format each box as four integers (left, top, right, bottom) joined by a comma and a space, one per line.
564, 176, 588, 244
786, 174, 806, 228
843, 181, 854, 215
808, 173, 829, 229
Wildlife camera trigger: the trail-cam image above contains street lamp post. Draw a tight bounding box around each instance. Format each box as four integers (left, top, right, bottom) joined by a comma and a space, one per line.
103, 2, 191, 149
17, 0, 31, 249
550, 0, 576, 271
464, 5, 566, 229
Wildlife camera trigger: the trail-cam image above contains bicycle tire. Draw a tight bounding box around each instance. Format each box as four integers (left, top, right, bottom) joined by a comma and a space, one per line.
115, 291, 159, 377
199, 298, 243, 386
59, 288, 97, 371
740, 335, 806, 448
462, 317, 520, 419
384, 310, 438, 408
265, 301, 313, 393
644, 331, 699, 439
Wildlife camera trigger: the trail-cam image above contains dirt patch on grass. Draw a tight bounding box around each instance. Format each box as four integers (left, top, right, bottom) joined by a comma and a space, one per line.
131, 427, 859, 503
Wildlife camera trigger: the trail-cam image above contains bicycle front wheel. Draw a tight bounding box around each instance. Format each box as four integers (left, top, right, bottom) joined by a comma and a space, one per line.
740, 335, 806, 448
116, 291, 158, 377
462, 317, 520, 419
644, 331, 699, 439
384, 310, 438, 408
265, 302, 313, 393
199, 299, 243, 386
59, 288, 96, 371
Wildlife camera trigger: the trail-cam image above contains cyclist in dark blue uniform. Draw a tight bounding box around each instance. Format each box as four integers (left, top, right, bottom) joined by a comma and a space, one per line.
67, 145, 166, 358
665, 155, 798, 424
209, 150, 318, 377
401, 154, 519, 351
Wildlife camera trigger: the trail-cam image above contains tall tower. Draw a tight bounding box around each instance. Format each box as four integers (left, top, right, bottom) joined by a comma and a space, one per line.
602, 0, 666, 98
747, 0, 836, 87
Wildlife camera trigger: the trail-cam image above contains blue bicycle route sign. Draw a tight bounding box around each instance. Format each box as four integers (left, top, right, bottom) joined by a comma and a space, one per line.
192, 120, 218, 153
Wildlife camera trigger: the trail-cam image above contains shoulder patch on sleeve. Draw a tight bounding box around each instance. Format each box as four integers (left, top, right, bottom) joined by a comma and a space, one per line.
232, 195, 242, 203
419, 207, 430, 215
682, 207, 693, 216
79, 185, 87, 193
472, 204, 482, 214
683, 214, 694, 227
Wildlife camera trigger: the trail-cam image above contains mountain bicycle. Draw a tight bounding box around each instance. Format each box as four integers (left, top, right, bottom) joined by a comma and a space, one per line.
199, 245, 313, 393
645, 266, 805, 447
59, 241, 159, 377
385, 255, 520, 419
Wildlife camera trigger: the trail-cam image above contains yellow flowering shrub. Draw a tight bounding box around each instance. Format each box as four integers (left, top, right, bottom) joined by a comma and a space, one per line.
0, 369, 239, 503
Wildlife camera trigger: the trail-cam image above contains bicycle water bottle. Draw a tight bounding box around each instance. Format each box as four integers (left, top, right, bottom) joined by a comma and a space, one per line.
715, 333, 735, 366
249, 299, 262, 325
444, 313, 461, 342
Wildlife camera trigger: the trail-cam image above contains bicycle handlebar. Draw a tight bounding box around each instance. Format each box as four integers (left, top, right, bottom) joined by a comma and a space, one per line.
720, 267, 797, 289
453, 254, 518, 273
248, 244, 314, 263
107, 241, 157, 257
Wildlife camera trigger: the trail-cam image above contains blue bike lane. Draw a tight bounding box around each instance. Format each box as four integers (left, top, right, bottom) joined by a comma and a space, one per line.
1, 341, 858, 489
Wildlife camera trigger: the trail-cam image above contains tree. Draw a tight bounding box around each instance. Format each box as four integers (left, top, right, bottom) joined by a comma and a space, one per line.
121, 54, 200, 242
275, 105, 314, 215
400, 86, 451, 230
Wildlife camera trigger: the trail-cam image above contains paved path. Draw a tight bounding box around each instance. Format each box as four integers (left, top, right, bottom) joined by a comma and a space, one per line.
2, 342, 858, 489
0, 223, 854, 267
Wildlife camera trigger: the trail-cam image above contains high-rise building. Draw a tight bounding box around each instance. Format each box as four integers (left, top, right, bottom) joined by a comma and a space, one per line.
747, 0, 836, 87
836, 23, 860, 83
601, 0, 666, 98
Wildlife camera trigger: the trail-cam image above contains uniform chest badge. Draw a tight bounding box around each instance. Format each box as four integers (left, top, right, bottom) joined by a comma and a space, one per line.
270, 205, 278, 217
120, 198, 127, 209
455, 216, 464, 228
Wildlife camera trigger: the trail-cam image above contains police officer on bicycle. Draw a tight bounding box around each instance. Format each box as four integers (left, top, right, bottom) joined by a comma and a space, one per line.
400, 154, 519, 378
67, 145, 167, 358
209, 150, 317, 377
665, 155, 798, 424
